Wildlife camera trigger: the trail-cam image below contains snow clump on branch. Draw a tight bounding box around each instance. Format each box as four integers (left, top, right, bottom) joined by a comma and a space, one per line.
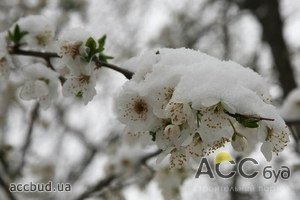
116, 48, 290, 168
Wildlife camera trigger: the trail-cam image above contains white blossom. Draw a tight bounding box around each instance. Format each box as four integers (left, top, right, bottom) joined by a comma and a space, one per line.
14, 15, 55, 49
232, 123, 258, 154
156, 124, 190, 150
169, 147, 187, 169
19, 63, 59, 109
196, 103, 233, 143
165, 101, 192, 126
258, 124, 290, 161
116, 48, 291, 166
62, 61, 96, 105
57, 27, 90, 63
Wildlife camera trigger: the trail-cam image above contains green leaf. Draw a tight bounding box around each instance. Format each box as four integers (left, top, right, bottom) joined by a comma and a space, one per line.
99, 53, 113, 63
83, 35, 113, 63
241, 120, 259, 128
86, 37, 97, 52
7, 30, 14, 41
98, 35, 106, 51
84, 37, 98, 61
225, 111, 260, 129
236, 116, 259, 128
7, 24, 28, 44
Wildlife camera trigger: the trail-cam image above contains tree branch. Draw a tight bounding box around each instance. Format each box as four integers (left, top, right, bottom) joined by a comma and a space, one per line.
14, 103, 39, 178
8, 47, 134, 79
73, 149, 160, 200
94, 59, 133, 79
229, 0, 297, 98
8, 47, 60, 59
0, 173, 17, 200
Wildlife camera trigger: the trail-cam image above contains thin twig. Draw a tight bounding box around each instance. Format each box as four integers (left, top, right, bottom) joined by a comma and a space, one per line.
94, 59, 133, 79
74, 174, 117, 200
14, 103, 39, 177
9, 47, 59, 59
0, 174, 17, 200
224, 111, 274, 122
8, 47, 134, 79
74, 150, 160, 200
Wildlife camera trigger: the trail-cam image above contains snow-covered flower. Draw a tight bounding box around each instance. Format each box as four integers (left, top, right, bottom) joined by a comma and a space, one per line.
62, 61, 96, 105
116, 48, 290, 166
19, 63, 59, 109
13, 15, 55, 49
147, 85, 175, 118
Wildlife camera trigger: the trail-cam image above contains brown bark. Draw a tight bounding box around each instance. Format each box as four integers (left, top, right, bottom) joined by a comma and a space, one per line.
233, 0, 297, 98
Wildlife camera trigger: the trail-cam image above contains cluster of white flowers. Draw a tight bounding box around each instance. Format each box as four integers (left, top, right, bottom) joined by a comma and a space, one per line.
1, 15, 105, 108
116, 48, 290, 168
57, 28, 97, 104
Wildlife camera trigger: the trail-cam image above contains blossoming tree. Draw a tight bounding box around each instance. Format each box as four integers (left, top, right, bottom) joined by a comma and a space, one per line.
0, 13, 293, 200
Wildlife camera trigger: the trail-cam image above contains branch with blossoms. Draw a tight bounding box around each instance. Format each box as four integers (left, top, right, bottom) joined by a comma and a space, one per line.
8, 46, 134, 79
0, 15, 292, 184
3, 18, 288, 164
6, 43, 277, 128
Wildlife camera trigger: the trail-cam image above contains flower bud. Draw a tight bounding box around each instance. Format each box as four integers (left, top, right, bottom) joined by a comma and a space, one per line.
231, 134, 248, 152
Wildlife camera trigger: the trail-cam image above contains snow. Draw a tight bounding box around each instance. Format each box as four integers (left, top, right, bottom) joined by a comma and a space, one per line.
116, 48, 290, 167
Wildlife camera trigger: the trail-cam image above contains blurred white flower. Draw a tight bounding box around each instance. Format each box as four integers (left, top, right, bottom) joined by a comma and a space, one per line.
156, 165, 188, 200
19, 63, 59, 109
14, 15, 55, 49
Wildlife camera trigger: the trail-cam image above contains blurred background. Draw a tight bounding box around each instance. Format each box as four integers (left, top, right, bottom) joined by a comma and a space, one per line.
1, 0, 300, 199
